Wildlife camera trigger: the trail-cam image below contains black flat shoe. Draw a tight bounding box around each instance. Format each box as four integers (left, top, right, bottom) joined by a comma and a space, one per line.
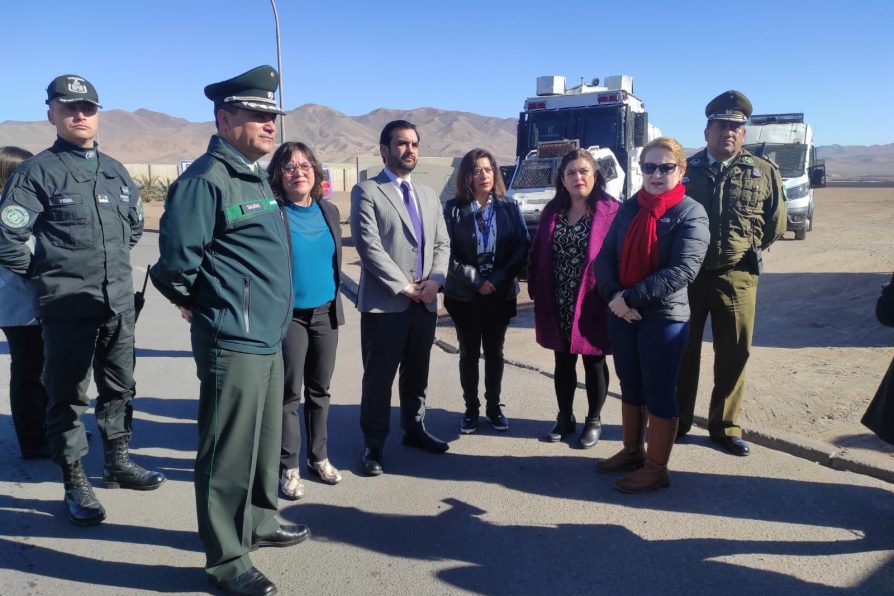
251, 524, 310, 551
545, 413, 576, 442
362, 447, 383, 476
210, 567, 277, 595
710, 434, 750, 456
402, 430, 449, 453
577, 416, 601, 449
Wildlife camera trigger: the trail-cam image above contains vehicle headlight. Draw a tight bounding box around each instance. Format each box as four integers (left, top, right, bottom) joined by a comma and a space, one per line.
786, 183, 809, 200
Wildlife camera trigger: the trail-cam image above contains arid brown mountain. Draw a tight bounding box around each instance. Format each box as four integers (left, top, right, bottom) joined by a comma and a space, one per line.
0, 104, 518, 165
0, 106, 890, 182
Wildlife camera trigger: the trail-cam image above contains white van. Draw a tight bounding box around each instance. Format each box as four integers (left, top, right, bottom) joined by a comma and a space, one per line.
744, 113, 826, 240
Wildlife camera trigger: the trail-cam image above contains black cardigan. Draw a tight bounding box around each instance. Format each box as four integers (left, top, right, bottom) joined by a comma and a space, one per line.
442, 196, 530, 302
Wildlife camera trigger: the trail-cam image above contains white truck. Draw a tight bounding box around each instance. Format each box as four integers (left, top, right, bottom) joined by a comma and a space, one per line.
744, 113, 826, 240
506, 74, 661, 229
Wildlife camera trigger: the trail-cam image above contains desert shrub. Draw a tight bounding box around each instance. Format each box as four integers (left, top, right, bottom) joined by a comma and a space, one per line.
134, 174, 172, 202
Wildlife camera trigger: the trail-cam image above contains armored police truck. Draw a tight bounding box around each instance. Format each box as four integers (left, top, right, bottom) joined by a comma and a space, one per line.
506, 74, 661, 230
744, 113, 826, 240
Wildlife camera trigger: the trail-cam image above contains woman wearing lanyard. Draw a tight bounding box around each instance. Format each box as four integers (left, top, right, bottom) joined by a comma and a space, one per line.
443, 148, 529, 434
267, 142, 344, 499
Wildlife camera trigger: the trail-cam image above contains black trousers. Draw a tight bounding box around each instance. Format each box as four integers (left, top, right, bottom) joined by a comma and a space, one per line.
444, 294, 514, 413
360, 302, 435, 448
42, 311, 136, 465
2, 325, 49, 454
553, 351, 609, 420
280, 305, 338, 469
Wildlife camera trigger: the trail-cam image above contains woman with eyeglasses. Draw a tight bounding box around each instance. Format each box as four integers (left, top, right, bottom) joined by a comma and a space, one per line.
595, 136, 709, 493
443, 148, 529, 434
528, 149, 619, 449
267, 142, 344, 498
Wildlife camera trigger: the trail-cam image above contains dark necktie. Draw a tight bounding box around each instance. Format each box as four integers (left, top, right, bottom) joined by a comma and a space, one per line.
401, 181, 425, 280
712, 161, 723, 177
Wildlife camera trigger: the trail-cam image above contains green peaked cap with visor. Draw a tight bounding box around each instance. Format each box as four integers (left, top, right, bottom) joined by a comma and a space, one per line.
705, 90, 752, 123
204, 65, 284, 114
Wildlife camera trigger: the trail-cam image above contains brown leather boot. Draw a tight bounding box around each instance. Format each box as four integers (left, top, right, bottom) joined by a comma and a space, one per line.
596, 403, 646, 474
615, 413, 678, 493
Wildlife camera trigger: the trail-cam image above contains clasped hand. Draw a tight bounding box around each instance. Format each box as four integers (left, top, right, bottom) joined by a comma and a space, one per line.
403, 280, 439, 304
608, 292, 641, 323
478, 280, 496, 295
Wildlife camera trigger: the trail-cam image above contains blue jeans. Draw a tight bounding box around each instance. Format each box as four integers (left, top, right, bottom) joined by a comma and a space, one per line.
607, 315, 689, 419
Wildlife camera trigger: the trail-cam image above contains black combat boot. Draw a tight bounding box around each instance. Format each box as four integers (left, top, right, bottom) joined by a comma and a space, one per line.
62, 459, 106, 526
102, 437, 166, 490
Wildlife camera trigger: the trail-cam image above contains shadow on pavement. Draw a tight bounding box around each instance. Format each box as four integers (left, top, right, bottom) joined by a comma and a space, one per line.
134, 347, 194, 359
284, 497, 892, 595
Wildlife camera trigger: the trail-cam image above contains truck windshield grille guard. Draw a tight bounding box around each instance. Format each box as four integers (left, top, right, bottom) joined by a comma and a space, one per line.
513, 159, 559, 190
744, 143, 807, 179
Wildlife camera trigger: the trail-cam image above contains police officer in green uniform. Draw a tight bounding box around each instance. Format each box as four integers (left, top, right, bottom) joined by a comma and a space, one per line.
676, 91, 787, 456
0, 75, 165, 526
150, 66, 308, 596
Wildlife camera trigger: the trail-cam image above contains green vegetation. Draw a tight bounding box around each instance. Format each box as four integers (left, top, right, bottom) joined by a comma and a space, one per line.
134, 174, 172, 202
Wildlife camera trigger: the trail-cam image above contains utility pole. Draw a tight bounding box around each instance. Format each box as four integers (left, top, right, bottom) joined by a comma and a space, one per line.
270, 0, 285, 142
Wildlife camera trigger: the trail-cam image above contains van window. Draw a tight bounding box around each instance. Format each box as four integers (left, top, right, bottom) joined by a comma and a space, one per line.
745, 143, 807, 179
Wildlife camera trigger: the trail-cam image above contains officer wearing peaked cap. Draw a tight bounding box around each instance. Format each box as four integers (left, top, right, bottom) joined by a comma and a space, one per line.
676, 90, 786, 457
0, 74, 165, 527
704, 90, 752, 123
151, 66, 307, 595
203, 65, 285, 114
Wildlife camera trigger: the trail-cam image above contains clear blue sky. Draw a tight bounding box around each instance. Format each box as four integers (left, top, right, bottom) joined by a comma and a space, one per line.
2, 0, 891, 148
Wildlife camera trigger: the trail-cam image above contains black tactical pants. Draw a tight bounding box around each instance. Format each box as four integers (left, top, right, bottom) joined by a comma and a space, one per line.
42, 310, 136, 465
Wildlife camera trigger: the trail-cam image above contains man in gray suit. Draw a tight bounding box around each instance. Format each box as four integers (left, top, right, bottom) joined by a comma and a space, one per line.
350, 120, 451, 476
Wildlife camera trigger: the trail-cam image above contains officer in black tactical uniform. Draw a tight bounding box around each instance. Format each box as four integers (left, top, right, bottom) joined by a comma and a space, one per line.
151, 66, 308, 596
676, 91, 787, 456
0, 75, 165, 526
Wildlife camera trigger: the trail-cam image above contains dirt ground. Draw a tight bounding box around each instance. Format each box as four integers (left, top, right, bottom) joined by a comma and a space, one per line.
144, 187, 894, 468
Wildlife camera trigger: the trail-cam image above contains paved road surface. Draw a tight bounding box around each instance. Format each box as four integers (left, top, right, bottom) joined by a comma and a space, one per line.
1, 233, 892, 595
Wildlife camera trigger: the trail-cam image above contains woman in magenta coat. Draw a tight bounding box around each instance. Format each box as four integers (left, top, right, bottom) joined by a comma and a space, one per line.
528, 149, 619, 448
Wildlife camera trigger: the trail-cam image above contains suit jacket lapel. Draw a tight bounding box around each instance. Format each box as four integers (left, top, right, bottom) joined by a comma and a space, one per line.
375, 173, 415, 240
412, 182, 430, 245
459, 200, 477, 259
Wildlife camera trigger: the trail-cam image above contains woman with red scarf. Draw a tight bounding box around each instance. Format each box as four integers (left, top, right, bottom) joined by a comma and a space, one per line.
595, 137, 709, 493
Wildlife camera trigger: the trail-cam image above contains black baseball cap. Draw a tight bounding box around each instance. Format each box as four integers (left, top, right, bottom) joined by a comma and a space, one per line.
46, 75, 101, 107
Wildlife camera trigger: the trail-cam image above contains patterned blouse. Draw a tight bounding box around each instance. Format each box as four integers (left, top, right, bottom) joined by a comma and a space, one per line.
551, 211, 593, 342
